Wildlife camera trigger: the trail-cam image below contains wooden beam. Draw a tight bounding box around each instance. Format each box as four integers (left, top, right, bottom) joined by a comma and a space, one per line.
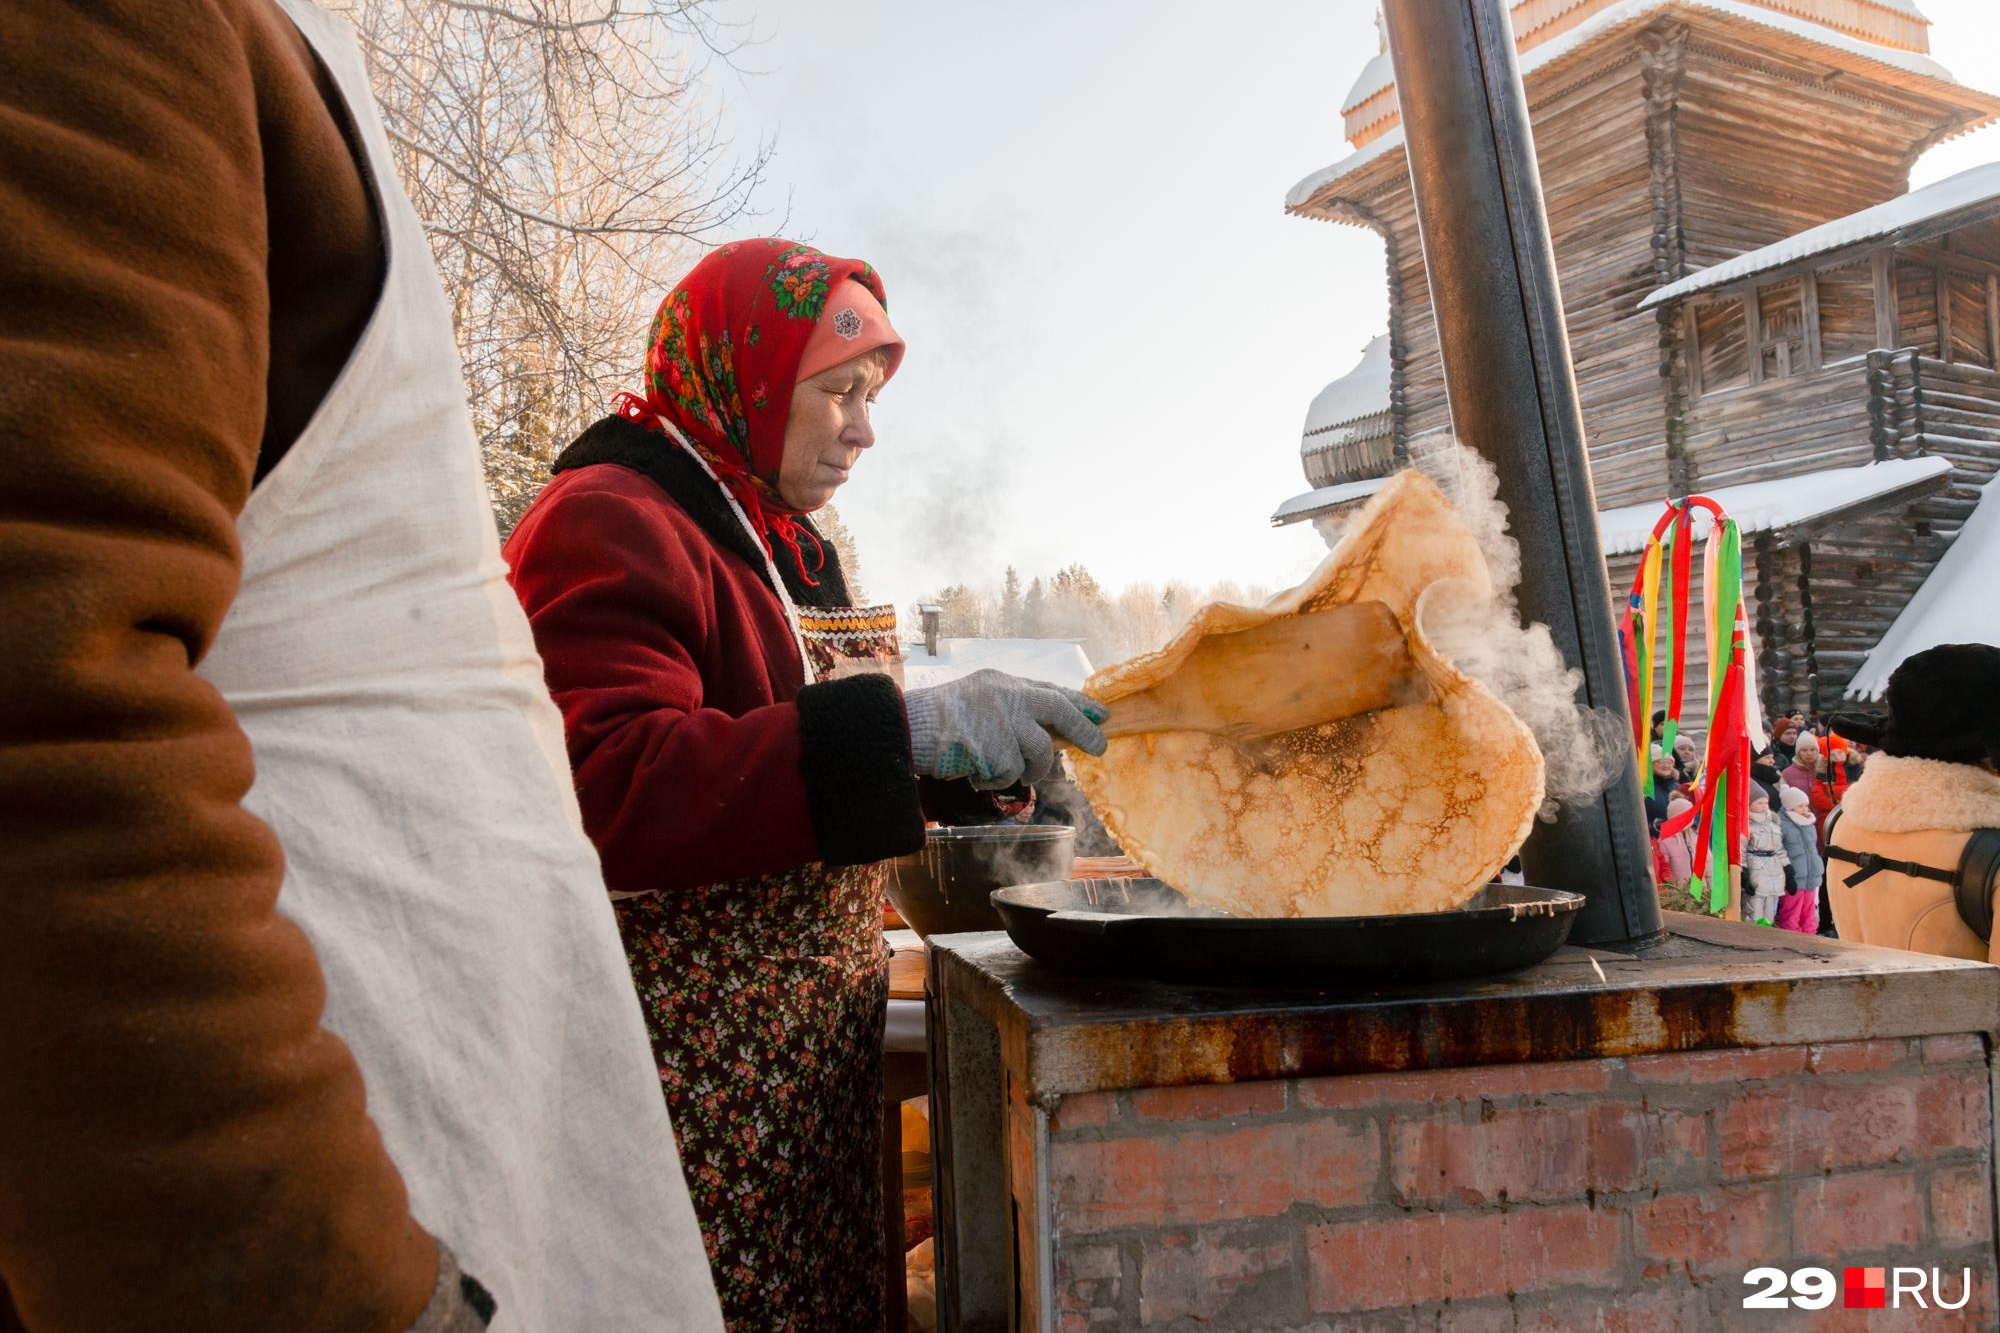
1744, 286, 1764, 386
1902, 243, 2000, 282
1873, 250, 1897, 349
1938, 264, 1953, 364
1986, 272, 1997, 369
1683, 302, 1703, 398
1801, 273, 1823, 371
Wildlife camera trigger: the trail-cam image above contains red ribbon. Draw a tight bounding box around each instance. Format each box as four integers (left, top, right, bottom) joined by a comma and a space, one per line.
1666, 506, 1692, 739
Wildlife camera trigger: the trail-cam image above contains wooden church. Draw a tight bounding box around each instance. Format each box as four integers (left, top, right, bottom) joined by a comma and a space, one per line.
1278, 0, 2000, 713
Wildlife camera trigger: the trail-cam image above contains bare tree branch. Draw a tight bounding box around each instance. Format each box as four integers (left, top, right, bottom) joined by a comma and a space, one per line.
329, 0, 773, 532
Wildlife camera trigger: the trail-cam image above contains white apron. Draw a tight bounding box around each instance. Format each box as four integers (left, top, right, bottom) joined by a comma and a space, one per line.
197, 4, 723, 1327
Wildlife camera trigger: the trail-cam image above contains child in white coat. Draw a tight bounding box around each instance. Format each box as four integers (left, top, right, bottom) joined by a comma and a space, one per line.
1743, 792, 1790, 924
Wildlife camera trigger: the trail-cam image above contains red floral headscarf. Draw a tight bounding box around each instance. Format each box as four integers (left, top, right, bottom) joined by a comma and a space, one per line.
613, 238, 891, 584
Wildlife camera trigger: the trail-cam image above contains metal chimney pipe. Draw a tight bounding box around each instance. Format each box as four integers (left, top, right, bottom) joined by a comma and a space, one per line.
1379, 0, 1661, 945
920, 603, 943, 659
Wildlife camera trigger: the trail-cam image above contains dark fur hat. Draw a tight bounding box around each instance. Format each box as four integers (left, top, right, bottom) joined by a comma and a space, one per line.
1858, 644, 2000, 768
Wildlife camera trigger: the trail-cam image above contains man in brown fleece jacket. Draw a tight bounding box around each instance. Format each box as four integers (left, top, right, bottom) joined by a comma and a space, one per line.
2, 3, 503, 1328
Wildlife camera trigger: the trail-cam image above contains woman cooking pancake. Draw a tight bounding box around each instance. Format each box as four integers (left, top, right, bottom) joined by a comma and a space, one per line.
504, 239, 1107, 1329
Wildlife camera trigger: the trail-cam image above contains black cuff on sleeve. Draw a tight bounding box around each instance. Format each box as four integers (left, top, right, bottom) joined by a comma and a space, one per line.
796, 672, 927, 866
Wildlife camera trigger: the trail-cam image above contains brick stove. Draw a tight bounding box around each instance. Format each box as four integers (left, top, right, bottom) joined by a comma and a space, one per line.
925, 917, 2000, 1331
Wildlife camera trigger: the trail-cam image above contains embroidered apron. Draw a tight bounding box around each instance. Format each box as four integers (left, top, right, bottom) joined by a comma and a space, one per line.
614, 598, 904, 1333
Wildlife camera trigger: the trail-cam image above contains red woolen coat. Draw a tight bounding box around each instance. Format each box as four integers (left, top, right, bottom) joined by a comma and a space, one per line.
504, 417, 925, 897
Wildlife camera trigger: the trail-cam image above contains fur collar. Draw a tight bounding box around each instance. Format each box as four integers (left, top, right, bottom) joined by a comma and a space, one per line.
1838, 752, 2000, 834
550, 414, 853, 610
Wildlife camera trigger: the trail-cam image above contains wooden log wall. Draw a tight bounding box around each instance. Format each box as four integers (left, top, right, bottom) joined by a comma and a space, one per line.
1889, 354, 2000, 531
1546, 39, 1672, 509
1672, 46, 1933, 271
1896, 260, 1942, 356
1681, 364, 1875, 489
1304, 7, 2000, 723
1368, 41, 1671, 506
1602, 544, 1718, 737
1357, 22, 1949, 512
1375, 189, 1446, 457
1803, 507, 1952, 703
1818, 263, 1878, 362
1753, 537, 1813, 717
1944, 271, 1992, 366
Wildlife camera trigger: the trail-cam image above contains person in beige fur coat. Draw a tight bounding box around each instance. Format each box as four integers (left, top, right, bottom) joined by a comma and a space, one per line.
1826, 644, 2000, 961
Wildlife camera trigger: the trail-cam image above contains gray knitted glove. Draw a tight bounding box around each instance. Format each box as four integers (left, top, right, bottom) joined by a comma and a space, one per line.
905, 669, 1110, 790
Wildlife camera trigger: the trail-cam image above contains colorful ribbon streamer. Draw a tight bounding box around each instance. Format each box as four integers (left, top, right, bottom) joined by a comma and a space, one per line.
1616, 497, 1760, 916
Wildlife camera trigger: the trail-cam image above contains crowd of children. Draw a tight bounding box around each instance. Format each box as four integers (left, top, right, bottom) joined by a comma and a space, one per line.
1648, 709, 1856, 933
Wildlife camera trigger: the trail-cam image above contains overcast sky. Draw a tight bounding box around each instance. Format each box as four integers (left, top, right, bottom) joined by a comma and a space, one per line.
703, 1, 2000, 616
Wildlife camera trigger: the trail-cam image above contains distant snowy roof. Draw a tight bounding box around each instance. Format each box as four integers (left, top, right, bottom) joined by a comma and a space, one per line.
1271, 475, 1393, 526
1288, 129, 1408, 210
1343, 52, 1394, 118
1847, 480, 2000, 701
1339, 0, 1937, 113
1594, 457, 1954, 555
1288, 0, 1965, 212
1303, 336, 1393, 441
1641, 162, 2000, 309
902, 638, 1094, 692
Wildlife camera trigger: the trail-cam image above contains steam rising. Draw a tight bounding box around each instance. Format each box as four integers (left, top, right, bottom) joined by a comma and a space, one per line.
1419, 444, 1630, 819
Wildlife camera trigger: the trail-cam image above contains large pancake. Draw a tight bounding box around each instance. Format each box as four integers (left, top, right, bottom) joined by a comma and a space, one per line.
1072, 470, 1545, 918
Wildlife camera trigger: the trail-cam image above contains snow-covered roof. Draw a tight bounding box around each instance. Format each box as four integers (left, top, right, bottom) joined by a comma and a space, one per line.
902, 638, 1094, 692
1640, 162, 2000, 309
1288, 128, 1408, 213
1303, 336, 1393, 441
1288, 0, 1966, 212
1339, 0, 1936, 114
1343, 52, 1393, 119
1271, 475, 1393, 526
1846, 479, 2000, 701
1594, 456, 1954, 555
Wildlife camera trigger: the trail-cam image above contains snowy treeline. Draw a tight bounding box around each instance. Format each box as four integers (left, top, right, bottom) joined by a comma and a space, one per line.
912, 566, 1274, 667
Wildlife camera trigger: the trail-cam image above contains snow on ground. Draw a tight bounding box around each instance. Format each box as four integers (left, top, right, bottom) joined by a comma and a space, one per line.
1642, 162, 2000, 308
1847, 476, 2000, 700
902, 638, 1095, 691
1594, 456, 1953, 555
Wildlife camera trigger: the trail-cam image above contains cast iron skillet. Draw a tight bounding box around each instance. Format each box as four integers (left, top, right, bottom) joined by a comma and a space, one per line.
990, 878, 1584, 987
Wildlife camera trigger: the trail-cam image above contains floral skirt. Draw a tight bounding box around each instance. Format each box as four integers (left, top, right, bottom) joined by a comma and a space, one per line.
615, 883, 888, 1332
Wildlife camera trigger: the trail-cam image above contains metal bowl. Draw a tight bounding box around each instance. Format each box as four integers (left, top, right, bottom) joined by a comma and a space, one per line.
887, 824, 1077, 940
990, 877, 1584, 987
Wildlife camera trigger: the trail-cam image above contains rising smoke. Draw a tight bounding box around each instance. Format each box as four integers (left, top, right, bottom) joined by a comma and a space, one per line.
1418, 443, 1631, 819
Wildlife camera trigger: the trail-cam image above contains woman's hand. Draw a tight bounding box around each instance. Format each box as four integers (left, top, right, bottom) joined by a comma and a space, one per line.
905, 669, 1110, 790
